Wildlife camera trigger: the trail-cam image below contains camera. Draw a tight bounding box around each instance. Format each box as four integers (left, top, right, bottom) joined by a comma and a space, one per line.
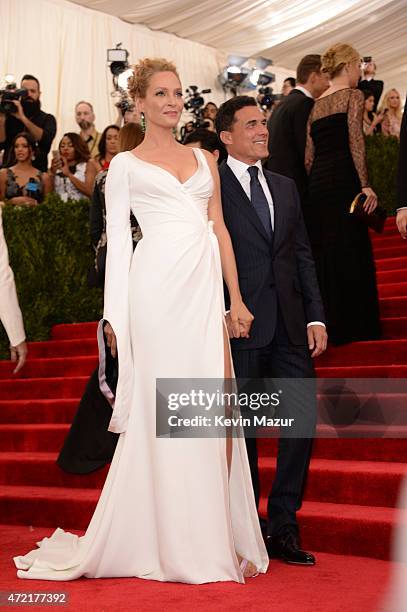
257, 86, 280, 111
115, 91, 134, 116
183, 86, 212, 128
0, 85, 28, 114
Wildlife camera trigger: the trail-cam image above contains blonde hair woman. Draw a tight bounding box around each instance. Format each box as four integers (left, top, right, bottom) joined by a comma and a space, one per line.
304, 43, 381, 344
380, 88, 402, 138
14, 58, 268, 583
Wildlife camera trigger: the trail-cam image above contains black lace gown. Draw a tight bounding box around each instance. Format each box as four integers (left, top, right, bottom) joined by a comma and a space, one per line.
304, 88, 381, 345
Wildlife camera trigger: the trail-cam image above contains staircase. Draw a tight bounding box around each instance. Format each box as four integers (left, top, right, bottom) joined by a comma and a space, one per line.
0, 218, 406, 560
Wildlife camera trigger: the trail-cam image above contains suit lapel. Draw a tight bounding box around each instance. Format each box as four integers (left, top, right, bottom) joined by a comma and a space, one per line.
220, 162, 271, 244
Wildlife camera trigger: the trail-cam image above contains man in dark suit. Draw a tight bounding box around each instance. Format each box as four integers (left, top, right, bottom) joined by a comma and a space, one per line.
216, 96, 327, 565
265, 55, 329, 203
396, 96, 407, 239
358, 60, 384, 113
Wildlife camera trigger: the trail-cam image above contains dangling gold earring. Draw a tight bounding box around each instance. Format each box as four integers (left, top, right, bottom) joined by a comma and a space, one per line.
140, 112, 146, 133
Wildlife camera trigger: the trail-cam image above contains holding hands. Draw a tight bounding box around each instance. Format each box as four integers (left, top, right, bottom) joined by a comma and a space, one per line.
225, 301, 254, 339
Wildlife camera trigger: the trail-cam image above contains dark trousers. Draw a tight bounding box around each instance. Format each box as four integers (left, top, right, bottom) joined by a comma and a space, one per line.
231, 311, 315, 538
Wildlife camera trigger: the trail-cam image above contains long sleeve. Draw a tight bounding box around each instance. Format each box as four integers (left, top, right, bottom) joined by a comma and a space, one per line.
102, 153, 134, 433
347, 89, 369, 188
304, 115, 314, 175
397, 98, 407, 207
0, 208, 25, 346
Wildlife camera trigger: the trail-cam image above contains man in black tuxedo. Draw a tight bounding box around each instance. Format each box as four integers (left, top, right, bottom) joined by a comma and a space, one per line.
216, 96, 327, 565
265, 55, 329, 203
358, 60, 384, 113
396, 96, 407, 239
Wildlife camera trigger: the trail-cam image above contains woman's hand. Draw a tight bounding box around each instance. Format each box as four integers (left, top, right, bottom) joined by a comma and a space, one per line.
9, 196, 37, 206
60, 156, 71, 177
372, 111, 385, 126
104, 321, 117, 358
362, 187, 378, 214
227, 301, 254, 338
50, 156, 62, 175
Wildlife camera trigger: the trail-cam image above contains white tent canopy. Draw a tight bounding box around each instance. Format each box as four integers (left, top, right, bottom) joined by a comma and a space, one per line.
71, 0, 407, 95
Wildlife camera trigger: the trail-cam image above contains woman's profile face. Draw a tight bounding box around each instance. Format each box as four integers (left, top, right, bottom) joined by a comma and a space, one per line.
59, 136, 75, 161
365, 96, 375, 112
14, 137, 31, 163
138, 71, 184, 130
105, 128, 120, 155
388, 90, 400, 109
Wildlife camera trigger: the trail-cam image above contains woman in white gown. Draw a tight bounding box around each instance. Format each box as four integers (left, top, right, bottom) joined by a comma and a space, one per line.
14, 59, 269, 584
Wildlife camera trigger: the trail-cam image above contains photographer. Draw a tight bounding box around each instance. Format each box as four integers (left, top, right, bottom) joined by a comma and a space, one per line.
358, 58, 383, 113
0, 75, 57, 172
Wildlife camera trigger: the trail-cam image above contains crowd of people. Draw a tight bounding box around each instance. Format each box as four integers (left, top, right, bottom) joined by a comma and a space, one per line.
1, 42, 406, 585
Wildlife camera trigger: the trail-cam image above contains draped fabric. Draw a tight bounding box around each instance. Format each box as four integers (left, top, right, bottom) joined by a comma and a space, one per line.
71, 0, 407, 96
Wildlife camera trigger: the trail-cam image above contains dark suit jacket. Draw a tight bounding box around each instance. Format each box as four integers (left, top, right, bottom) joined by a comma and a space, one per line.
397, 97, 407, 208
265, 89, 314, 202
358, 79, 384, 113
220, 162, 325, 350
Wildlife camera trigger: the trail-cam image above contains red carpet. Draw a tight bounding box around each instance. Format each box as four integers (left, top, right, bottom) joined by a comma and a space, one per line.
0, 218, 406, 609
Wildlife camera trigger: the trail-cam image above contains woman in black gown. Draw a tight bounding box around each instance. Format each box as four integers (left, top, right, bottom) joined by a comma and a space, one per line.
304, 43, 381, 345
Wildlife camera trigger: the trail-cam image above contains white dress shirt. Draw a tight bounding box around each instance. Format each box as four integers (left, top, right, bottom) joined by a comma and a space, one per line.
294, 86, 313, 99
225, 155, 325, 330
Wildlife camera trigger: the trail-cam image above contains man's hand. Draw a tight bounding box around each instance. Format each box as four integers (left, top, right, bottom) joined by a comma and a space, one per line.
396, 209, 407, 239
10, 341, 27, 373
307, 325, 328, 358
104, 321, 117, 358
11, 99, 26, 122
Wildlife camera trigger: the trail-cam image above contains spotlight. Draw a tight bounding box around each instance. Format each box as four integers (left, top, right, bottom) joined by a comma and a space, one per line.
107, 43, 130, 90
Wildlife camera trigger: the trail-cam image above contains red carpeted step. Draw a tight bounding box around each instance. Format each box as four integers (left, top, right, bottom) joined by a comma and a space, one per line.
379, 282, 407, 298
258, 437, 407, 462
380, 296, 407, 317
0, 484, 396, 559
315, 339, 407, 367
0, 377, 88, 400
374, 245, 407, 259
375, 256, 407, 271
0, 453, 108, 489
371, 233, 406, 247
258, 457, 407, 508
0, 356, 98, 380
381, 317, 407, 339
259, 498, 397, 560
316, 365, 407, 377
51, 322, 98, 340
0, 399, 79, 424
0, 485, 98, 530
0, 424, 69, 452
27, 339, 98, 359
376, 268, 407, 285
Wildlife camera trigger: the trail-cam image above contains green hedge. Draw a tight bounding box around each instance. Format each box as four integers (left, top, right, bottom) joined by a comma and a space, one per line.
0, 134, 398, 357
0, 193, 102, 358
365, 133, 399, 214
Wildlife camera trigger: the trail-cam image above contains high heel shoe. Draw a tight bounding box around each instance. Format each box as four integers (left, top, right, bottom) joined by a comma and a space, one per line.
239, 557, 259, 578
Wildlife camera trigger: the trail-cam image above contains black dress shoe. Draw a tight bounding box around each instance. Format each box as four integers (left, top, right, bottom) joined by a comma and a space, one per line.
266, 532, 316, 566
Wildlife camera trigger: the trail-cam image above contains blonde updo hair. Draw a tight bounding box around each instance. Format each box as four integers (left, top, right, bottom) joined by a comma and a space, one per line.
128, 58, 180, 99
321, 43, 359, 79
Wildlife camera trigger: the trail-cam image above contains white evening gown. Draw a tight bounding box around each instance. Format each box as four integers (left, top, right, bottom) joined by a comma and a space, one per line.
14, 148, 269, 584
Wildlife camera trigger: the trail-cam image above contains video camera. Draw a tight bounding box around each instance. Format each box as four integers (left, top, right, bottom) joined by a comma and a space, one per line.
257, 86, 280, 111
0, 84, 28, 114
184, 86, 212, 129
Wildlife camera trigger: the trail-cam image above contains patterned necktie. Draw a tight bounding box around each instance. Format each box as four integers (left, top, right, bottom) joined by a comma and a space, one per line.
247, 165, 272, 239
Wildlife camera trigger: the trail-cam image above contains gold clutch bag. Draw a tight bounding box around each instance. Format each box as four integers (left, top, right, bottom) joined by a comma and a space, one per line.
349, 193, 387, 233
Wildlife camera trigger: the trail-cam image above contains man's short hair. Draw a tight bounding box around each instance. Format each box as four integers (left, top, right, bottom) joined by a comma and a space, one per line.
75, 100, 94, 113
183, 128, 220, 152
215, 96, 257, 135
296, 55, 322, 85
284, 77, 296, 87
21, 74, 40, 90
